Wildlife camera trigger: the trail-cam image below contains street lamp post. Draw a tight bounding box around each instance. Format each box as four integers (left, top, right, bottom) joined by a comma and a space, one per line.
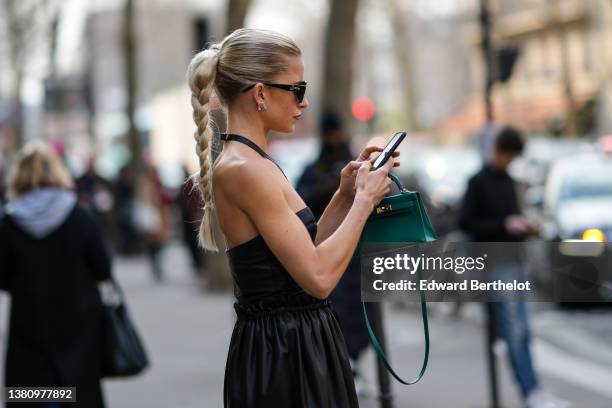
368, 302, 394, 408
480, 0, 495, 123
479, 2, 501, 408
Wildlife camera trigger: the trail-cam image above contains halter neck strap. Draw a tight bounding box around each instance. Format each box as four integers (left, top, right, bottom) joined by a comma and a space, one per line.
220, 133, 288, 180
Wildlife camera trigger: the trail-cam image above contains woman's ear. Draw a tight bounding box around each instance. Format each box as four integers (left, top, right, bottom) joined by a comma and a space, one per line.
251, 83, 268, 112
251, 83, 266, 105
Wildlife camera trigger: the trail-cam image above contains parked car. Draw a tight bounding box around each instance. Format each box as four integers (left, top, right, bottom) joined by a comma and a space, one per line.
511, 137, 594, 187
534, 149, 612, 302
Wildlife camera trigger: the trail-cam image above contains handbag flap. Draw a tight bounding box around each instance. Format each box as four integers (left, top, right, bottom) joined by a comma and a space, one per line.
370, 193, 415, 219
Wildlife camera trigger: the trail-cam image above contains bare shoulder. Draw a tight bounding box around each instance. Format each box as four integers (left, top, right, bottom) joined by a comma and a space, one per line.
214, 157, 285, 212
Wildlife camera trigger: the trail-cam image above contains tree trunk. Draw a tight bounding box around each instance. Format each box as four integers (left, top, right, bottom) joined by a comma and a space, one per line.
123, 0, 142, 171
204, 0, 255, 293
48, 13, 60, 80
480, 0, 495, 123
13, 71, 24, 149
3, 0, 60, 150
225, 0, 253, 34
322, 0, 360, 129
388, 0, 419, 130
551, 0, 578, 136
84, 45, 97, 144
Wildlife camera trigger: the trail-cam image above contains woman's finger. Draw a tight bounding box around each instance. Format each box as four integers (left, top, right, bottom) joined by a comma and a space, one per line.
342, 161, 360, 174
348, 160, 361, 169
357, 161, 372, 178
358, 146, 383, 161
382, 157, 395, 171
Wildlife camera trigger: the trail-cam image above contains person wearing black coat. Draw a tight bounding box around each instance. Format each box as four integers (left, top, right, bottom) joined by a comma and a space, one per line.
458, 127, 570, 408
296, 112, 373, 395
0, 143, 110, 408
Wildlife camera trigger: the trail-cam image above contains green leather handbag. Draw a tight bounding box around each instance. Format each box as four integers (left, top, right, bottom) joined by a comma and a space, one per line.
359, 172, 437, 385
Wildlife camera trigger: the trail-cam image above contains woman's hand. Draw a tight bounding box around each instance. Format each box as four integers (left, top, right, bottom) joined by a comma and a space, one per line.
338, 146, 399, 199
354, 157, 395, 208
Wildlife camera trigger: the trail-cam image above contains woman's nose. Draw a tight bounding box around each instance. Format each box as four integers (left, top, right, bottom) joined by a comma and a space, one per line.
299, 97, 309, 109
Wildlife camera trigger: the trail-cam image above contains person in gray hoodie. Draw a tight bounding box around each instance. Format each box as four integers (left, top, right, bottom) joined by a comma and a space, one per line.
0, 142, 111, 408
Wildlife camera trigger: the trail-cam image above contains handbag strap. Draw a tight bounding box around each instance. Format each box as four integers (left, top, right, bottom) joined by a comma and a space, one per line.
361, 174, 430, 385
362, 282, 429, 385
388, 172, 407, 193
362, 172, 430, 384
220, 133, 288, 180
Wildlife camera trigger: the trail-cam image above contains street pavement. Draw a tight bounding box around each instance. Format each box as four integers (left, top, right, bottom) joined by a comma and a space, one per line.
1, 241, 611, 407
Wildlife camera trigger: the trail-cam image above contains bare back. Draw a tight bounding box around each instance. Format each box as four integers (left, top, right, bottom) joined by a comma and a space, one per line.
212, 144, 308, 250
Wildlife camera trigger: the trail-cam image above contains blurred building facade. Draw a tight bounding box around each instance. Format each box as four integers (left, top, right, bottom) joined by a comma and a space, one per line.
6, 0, 612, 165
85, 1, 225, 176
86, 0, 329, 175
439, 0, 612, 138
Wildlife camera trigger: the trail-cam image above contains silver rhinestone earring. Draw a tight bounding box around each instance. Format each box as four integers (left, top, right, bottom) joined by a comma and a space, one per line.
257, 103, 266, 112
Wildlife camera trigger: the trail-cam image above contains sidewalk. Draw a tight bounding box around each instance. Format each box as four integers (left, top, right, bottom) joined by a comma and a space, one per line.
102, 246, 235, 408
103, 242, 612, 407
356, 304, 612, 408
3, 241, 609, 407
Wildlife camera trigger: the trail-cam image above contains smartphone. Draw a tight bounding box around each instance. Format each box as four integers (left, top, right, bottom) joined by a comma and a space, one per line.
372, 131, 407, 170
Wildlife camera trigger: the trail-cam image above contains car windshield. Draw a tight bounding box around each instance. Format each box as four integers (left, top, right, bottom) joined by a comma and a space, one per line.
559, 164, 612, 201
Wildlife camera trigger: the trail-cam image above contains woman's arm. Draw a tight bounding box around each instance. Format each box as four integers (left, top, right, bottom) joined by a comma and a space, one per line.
315, 137, 393, 245
224, 157, 393, 299
314, 188, 352, 245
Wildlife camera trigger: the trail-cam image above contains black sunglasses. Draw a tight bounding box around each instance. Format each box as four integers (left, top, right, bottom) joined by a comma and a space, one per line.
242, 81, 307, 103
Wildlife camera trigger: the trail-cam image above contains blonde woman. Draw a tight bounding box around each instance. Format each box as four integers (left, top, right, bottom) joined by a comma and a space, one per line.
0, 143, 110, 408
187, 29, 397, 407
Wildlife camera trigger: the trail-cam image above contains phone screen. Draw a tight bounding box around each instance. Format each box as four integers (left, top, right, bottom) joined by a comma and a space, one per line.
372, 132, 406, 170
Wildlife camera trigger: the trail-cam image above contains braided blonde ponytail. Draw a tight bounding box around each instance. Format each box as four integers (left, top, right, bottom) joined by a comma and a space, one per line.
186, 29, 302, 252
187, 45, 220, 251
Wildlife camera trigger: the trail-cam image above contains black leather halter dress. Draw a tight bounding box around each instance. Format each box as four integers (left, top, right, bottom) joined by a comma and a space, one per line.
220, 133, 359, 408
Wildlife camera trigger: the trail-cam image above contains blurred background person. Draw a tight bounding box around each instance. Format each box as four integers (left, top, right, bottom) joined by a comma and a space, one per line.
113, 164, 140, 254
459, 127, 569, 408
296, 111, 375, 395
75, 157, 115, 241
133, 159, 173, 282
296, 111, 353, 217
0, 142, 112, 408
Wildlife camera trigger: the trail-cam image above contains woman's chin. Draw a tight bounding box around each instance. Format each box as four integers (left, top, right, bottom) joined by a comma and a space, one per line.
274, 125, 295, 134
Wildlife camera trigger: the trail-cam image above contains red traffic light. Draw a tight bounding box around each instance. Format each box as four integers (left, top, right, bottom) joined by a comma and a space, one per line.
351, 97, 375, 122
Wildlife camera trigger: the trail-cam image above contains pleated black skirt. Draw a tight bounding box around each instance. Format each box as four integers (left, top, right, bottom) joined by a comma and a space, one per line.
223, 293, 359, 408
